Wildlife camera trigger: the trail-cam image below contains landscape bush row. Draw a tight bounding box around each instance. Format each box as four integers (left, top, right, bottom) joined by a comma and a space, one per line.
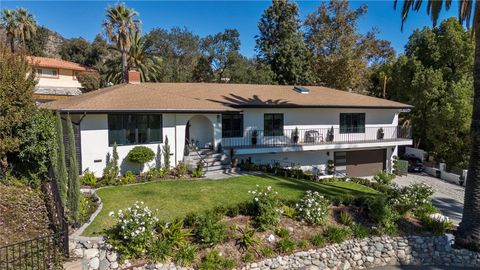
104, 172, 453, 268
80, 141, 205, 188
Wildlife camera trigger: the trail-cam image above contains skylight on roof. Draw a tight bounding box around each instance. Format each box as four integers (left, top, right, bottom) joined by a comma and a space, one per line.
293, 86, 310, 94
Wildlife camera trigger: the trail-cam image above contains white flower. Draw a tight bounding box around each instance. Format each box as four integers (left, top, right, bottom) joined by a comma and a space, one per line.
108, 211, 114, 217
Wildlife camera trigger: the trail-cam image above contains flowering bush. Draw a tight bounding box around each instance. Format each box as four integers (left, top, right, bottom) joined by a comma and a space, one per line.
422, 213, 453, 236
390, 183, 434, 215
248, 185, 282, 230
105, 201, 159, 260
295, 190, 330, 225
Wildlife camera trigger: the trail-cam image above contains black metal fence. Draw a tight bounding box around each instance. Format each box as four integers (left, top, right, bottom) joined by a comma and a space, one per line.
223, 125, 412, 149
0, 170, 69, 270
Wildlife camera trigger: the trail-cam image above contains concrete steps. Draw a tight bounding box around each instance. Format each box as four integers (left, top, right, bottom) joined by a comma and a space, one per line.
183, 149, 231, 173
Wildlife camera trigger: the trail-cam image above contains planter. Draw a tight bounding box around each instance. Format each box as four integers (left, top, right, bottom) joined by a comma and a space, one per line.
293, 135, 299, 144
252, 137, 257, 145
377, 128, 385, 140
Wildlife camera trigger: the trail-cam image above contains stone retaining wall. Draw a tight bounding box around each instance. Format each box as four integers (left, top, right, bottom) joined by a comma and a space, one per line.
71, 235, 480, 270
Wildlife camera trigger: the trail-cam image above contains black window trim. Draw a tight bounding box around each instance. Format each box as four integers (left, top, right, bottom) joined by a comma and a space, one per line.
108, 113, 163, 146
222, 113, 244, 138
264, 113, 284, 136
339, 113, 365, 134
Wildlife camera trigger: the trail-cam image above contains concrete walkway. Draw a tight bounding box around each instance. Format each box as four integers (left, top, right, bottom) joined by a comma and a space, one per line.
394, 173, 465, 225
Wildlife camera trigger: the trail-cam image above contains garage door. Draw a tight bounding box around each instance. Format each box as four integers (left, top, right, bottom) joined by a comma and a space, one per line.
346, 149, 386, 177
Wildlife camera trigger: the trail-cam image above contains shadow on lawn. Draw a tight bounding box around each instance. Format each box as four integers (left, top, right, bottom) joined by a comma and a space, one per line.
256, 174, 378, 198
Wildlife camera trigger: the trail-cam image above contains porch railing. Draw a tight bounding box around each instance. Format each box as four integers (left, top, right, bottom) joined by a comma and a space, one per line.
222, 125, 411, 149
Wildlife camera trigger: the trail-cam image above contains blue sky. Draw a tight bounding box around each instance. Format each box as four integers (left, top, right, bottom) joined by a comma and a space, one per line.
0, 1, 459, 57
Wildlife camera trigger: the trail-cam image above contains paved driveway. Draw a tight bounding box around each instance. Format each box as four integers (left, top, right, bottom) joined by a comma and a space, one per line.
394, 173, 465, 225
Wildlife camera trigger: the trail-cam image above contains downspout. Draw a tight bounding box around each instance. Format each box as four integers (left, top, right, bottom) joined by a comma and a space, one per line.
174, 114, 178, 166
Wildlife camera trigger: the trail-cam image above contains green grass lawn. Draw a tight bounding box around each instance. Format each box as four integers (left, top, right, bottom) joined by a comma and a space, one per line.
83, 174, 378, 236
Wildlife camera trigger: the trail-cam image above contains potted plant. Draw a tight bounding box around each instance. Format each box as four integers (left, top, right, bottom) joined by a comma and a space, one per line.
252, 130, 258, 146
377, 127, 385, 140
327, 160, 335, 175
292, 127, 299, 144
326, 126, 334, 142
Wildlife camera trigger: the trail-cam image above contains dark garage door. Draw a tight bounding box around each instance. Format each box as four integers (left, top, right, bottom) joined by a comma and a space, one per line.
346, 149, 386, 177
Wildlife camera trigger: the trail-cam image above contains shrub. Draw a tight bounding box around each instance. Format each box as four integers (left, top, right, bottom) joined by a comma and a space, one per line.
225, 205, 240, 218
163, 136, 171, 171
296, 190, 330, 225
127, 146, 155, 164
193, 211, 227, 247
249, 185, 282, 230
339, 210, 353, 226
143, 167, 167, 182
77, 71, 100, 91
105, 201, 158, 260
174, 162, 188, 178
390, 183, 434, 216
242, 252, 255, 263
298, 240, 309, 249
120, 171, 136, 185
103, 143, 119, 184
309, 233, 326, 247
323, 226, 352, 243
198, 249, 236, 270
159, 219, 192, 248
191, 161, 205, 178
351, 224, 370, 238
173, 244, 197, 266
373, 171, 395, 186
78, 194, 98, 224
148, 238, 173, 263
281, 205, 296, 219
421, 213, 453, 236
183, 212, 201, 227
260, 246, 274, 257
235, 222, 260, 252
276, 237, 296, 253
81, 169, 97, 186
274, 227, 290, 238
366, 196, 399, 234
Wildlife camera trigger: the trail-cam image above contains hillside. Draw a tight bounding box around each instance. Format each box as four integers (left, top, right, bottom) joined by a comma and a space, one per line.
0, 26, 65, 57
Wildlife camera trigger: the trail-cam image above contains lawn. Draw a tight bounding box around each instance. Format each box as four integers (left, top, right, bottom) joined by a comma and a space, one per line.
83, 174, 378, 236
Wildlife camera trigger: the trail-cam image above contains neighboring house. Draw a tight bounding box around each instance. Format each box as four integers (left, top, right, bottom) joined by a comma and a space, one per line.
42, 69, 413, 178
28, 56, 96, 103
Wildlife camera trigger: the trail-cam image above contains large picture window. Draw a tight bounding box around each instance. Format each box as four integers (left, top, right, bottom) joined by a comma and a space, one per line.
108, 114, 162, 146
36, 68, 58, 78
222, 114, 243, 138
264, 113, 284, 136
340, 113, 365, 133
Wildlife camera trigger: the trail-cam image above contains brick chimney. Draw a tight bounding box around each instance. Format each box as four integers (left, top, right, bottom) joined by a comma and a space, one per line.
127, 68, 141, 84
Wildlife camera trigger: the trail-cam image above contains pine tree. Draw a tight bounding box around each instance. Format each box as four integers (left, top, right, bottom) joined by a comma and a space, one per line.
66, 114, 80, 223
255, 0, 312, 85
54, 111, 68, 206
163, 136, 171, 171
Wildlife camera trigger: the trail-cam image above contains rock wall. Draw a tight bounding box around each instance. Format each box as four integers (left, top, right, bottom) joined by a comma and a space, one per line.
71, 235, 480, 270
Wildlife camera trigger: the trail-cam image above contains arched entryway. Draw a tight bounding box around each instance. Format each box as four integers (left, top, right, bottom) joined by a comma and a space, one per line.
186, 115, 214, 149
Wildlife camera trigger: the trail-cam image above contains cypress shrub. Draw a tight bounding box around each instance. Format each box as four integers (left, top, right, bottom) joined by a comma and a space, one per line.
54, 111, 68, 207
66, 115, 80, 223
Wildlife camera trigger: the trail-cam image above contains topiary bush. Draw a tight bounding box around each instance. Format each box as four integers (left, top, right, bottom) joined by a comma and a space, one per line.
127, 146, 155, 164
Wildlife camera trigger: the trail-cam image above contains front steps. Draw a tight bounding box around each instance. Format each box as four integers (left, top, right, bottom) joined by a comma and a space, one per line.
183, 149, 232, 174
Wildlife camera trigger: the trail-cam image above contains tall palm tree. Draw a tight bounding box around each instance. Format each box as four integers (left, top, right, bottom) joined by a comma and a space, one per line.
103, 3, 140, 83
1, 8, 36, 53
395, 0, 480, 250
104, 31, 162, 84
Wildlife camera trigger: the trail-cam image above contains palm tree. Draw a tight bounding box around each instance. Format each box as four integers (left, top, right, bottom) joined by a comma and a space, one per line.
104, 31, 162, 84
395, 0, 480, 250
1, 8, 36, 53
103, 3, 140, 83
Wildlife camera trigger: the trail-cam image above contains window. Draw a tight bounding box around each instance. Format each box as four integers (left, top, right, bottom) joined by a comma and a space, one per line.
340, 113, 365, 133
36, 68, 58, 78
264, 113, 284, 136
108, 114, 162, 146
73, 71, 80, 80
222, 114, 243, 138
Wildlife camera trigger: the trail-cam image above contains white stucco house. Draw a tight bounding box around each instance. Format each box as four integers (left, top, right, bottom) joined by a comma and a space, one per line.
42, 70, 413, 178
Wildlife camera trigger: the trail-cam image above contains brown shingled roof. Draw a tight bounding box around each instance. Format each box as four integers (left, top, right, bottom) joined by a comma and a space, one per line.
41, 83, 412, 112
28, 56, 96, 72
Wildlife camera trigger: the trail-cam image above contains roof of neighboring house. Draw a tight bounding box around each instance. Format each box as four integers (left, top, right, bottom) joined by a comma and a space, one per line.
28, 56, 96, 72
41, 83, 413, 112
34, 86, 83, 96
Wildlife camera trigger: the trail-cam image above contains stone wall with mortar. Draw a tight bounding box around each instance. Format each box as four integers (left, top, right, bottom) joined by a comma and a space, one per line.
71, 235, 480, 270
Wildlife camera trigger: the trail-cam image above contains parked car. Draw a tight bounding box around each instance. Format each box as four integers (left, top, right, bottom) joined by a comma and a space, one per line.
404, 155, 424, 172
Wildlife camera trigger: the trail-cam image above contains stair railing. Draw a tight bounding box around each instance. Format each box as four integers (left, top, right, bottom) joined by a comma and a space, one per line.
185, 139, 208, 172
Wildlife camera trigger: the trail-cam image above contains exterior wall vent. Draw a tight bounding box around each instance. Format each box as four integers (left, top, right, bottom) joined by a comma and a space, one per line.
294, 86, 310, 94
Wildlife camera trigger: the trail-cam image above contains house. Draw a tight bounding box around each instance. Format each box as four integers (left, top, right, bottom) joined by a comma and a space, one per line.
28, 56, 96, 103
42, 69, 413, 178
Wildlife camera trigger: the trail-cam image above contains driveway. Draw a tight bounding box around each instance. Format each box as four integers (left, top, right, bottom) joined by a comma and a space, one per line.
393, 173, 465, 225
